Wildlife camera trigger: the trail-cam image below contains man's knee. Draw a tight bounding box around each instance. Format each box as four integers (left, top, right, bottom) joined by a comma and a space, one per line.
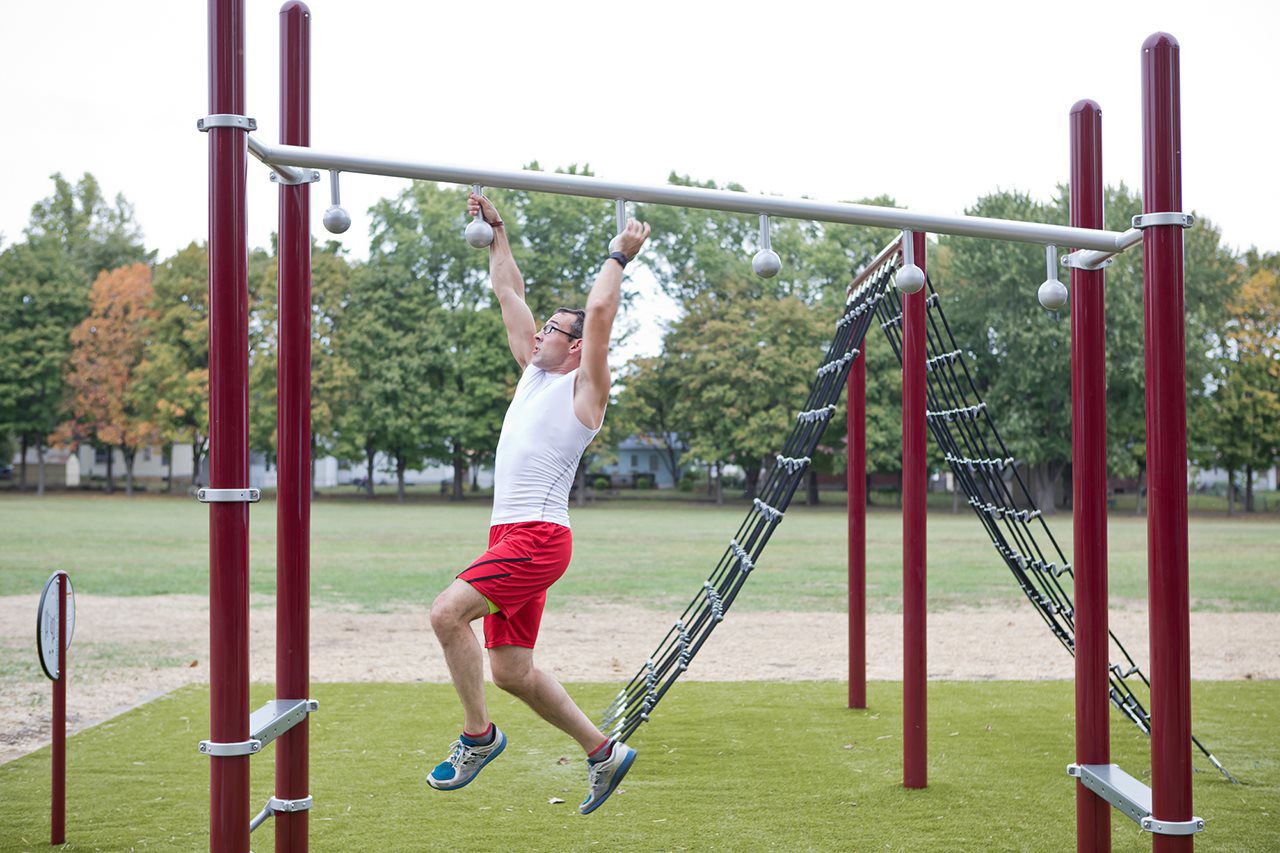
430, 589, 475, 636
491, 657, 535, 695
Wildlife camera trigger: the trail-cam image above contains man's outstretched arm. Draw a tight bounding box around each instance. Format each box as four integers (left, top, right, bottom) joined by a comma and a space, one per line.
470, 193, 535, 368
576, 219, 650, 429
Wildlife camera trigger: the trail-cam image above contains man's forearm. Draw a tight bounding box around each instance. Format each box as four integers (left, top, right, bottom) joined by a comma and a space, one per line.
585, 259, 624, 335
489, 227, 525, 301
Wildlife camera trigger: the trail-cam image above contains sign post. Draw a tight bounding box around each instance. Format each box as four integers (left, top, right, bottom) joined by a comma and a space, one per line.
37, 570, 74, 846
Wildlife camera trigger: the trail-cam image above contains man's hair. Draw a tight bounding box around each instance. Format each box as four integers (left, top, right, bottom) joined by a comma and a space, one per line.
555, 307, 586, 339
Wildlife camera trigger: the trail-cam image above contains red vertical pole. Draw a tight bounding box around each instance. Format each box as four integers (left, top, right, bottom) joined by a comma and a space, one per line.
51, 573, 66, 846
277, 3, 312, 851
847, 344, 867, 709
1070, 99, 1111, 853
1142, 32, 1193, 853
902, 232, 927, 788
208, 0, 250, 850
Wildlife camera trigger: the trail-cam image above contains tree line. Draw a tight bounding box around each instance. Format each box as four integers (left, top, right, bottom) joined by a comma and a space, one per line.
1, 171, 1276, 510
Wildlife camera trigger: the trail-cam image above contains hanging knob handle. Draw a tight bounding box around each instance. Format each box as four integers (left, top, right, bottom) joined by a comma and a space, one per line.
895, 230, 926, 293
752, 214, 782, 278
322, 171, 351, 234
464, 184, 495, 248
1038, 244, 1068, 310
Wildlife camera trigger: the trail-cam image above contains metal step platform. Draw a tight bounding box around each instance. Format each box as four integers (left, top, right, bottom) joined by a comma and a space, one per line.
1067, 763, 1205, 836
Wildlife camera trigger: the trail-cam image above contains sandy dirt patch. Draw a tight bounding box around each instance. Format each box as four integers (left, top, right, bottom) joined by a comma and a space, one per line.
2, 593, 1276, 765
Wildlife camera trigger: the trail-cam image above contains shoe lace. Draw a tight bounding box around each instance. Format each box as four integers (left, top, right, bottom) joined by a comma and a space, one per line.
447, 740, 483, 770
586, 757, 605, 789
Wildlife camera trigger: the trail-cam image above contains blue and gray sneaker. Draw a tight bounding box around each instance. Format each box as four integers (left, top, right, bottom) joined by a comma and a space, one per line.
427, 725, 507, 791
578, 739, 637, 815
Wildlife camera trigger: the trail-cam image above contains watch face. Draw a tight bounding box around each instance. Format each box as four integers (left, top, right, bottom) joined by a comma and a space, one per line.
37, 572, 75, 681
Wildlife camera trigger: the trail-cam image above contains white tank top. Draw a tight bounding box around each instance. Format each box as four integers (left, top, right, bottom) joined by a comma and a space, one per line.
490, 365, 602, 528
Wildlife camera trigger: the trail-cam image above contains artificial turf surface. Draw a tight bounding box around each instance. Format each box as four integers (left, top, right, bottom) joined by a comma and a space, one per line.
0, 680, 1275, 851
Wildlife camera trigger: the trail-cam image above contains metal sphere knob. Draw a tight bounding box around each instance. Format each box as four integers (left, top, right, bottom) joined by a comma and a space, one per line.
1038, 277, 1069, 311
322, 205, 351, 234
895, 263, 926, 294
752, 249, 781, 278
464, 218, 494, 248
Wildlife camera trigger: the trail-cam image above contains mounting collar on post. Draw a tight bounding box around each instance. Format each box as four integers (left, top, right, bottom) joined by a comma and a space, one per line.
197, 114, 258, 132
270, 169, 321, 186
198, 738, 262, 756
1061, 252, 1116, 270
196, 488, 262, 503
1131, 212, 1194, 229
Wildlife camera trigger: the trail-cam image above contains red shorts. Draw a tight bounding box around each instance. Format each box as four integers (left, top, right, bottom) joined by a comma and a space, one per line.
457, 521, 572, 649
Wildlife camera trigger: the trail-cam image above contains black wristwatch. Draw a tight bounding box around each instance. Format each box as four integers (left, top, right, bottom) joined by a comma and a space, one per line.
607, 251, 629, 269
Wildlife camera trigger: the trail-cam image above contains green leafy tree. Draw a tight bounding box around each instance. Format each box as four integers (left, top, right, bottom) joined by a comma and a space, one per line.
25, 172, 152, 281
615, 355, 686, 483
135, 243, 210, 488
0, 240, 81, 493
336, 260, 441, 502
936, 184, 1236, 513
0, 173, 149, 493
310, 241, 355, 494
664, 276, 830, 503
1192, 258, 1280, 512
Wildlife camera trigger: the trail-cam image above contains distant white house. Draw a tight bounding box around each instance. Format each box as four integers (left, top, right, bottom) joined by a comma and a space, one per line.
1192, 465, 1278, 492
596, 434, 684, 488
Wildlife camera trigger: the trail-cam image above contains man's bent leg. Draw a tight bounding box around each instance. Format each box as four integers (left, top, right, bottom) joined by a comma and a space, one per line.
488, 645, 607, 753
430, 579, 493, 734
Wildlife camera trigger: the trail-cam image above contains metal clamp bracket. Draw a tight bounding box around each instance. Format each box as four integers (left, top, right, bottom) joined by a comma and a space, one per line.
198, 738, 262, 757
1141, 815, 1207, 836
1068, 763, 1205, 836
196, 488, 261, 503
1062, 251, 1116, 270
1131, 212, 1194, 230
197, 114, 258, 132
270, 169, 322, 186
250, 795, 314, 833
270, 795, 313, 813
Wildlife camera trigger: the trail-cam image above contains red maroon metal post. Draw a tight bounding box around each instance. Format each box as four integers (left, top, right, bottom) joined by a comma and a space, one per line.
51, 574, 66, 846
902, 232, 927, 788
1141, 32, 1193, 853
847, 345, 867, 709
1069, 98, 1111, 853
208, 0, 251, 849
277, 3, 313, 851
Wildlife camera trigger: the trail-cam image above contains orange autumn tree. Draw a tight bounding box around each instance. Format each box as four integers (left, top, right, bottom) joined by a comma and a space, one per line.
60, 262, 158, 494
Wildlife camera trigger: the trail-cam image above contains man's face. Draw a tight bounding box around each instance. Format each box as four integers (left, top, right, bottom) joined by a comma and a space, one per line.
531, 312, 582, 368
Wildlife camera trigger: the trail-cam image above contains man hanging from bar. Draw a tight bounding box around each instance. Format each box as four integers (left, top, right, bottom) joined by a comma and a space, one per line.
426, 191, 650, 814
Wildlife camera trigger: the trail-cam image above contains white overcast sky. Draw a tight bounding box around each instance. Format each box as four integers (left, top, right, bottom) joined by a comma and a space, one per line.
2, 0, 1277, 356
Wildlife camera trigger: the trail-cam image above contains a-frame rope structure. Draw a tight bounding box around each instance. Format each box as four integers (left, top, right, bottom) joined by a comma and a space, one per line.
600, 254, 1233, 782
875, 275, 1234, 782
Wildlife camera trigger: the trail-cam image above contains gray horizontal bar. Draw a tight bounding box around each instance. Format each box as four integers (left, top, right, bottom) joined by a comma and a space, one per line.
248, 139, 1131, 252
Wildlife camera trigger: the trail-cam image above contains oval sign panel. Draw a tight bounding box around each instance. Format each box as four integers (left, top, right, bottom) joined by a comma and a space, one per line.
37, 572, 75, 681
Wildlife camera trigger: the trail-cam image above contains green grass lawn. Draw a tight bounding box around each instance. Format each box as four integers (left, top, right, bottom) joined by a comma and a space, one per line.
0, 680, 1274, 851
1, 493, 1277, 613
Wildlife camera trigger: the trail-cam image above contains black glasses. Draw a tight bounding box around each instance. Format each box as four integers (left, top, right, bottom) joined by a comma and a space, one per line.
541, 322, 581, 340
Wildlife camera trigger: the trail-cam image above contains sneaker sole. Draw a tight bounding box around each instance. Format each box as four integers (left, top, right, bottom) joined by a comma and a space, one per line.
578, 747, 636, 815
426, 733, 507, 791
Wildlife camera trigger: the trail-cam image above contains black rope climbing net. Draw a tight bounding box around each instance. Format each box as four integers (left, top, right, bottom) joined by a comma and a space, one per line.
598, 258, 897, 743
875, 275, 1232, 781
600, 252, 1233, 782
